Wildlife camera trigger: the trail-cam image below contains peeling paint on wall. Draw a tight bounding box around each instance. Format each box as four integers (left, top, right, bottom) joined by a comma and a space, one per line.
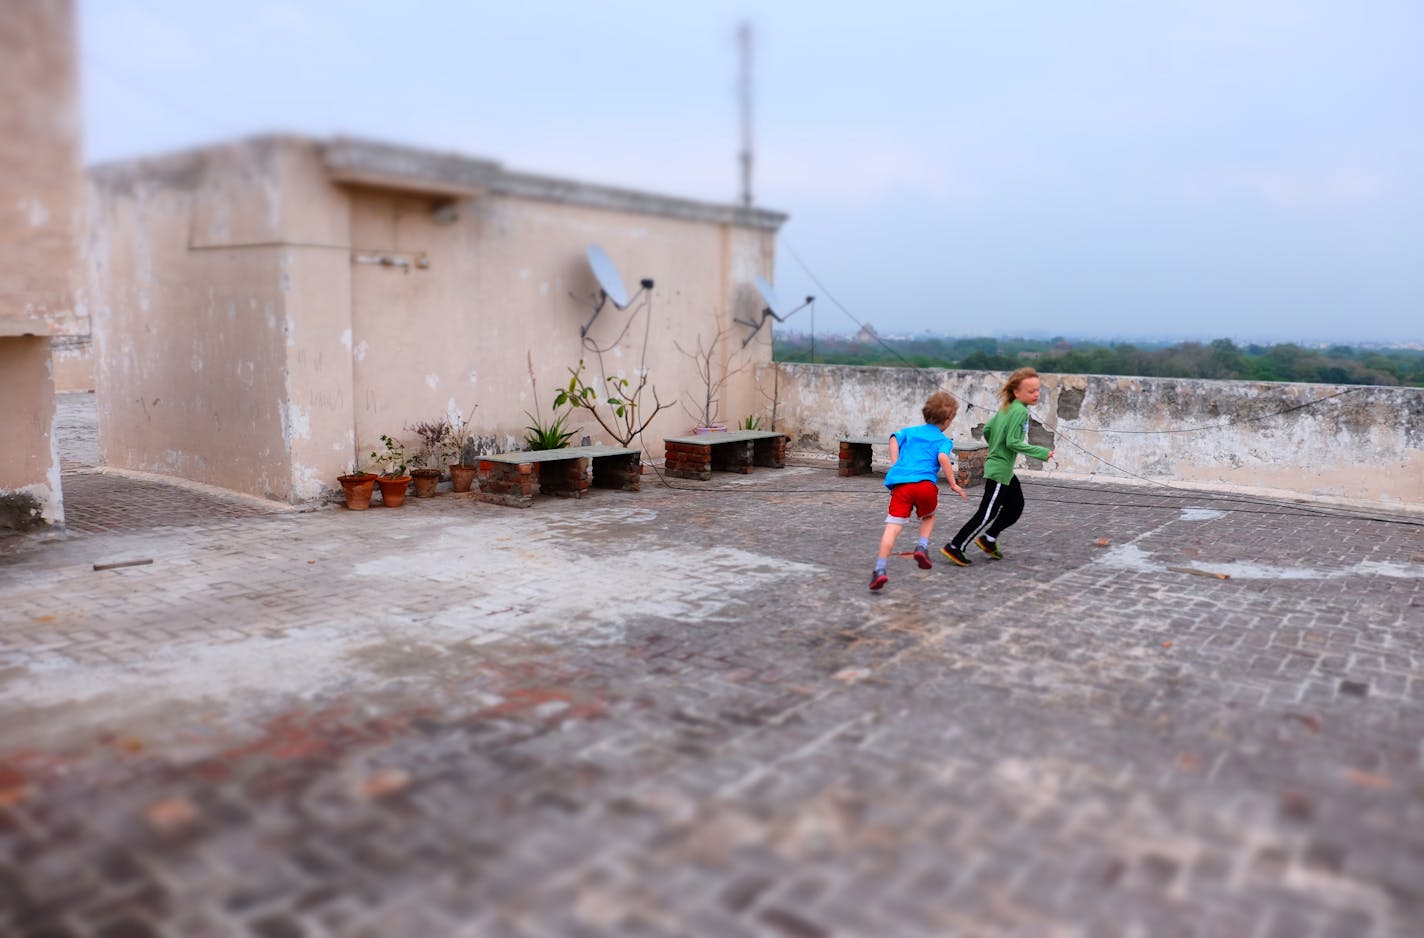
775, 363, 1424, 509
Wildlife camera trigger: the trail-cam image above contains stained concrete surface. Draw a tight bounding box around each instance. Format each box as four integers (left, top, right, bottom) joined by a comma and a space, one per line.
1, 394, 1422, 937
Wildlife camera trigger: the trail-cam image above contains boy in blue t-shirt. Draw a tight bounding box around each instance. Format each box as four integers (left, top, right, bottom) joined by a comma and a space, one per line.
870, 391, 967, 591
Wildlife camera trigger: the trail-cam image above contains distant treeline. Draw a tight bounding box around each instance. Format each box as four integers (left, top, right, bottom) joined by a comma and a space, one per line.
773, 334, 1424, 388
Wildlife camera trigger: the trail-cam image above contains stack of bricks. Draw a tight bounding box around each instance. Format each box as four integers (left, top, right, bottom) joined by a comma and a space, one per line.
838, 441, 874, 477
752, 435, 787, 469
954, 442, 987, 489
710, 440, 756, 474
539, 458, 592, 497
665, 441, 714, 481
591, 453, 642, 491
476, 460, 538, 507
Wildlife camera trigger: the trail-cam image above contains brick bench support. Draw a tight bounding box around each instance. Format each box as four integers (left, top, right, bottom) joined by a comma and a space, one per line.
663, 431, 788, 481
475, 446, 640, 507
838, 436, 987, 488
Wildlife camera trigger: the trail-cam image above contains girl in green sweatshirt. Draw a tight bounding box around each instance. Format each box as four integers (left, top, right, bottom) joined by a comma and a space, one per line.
941, 368, 1054, 566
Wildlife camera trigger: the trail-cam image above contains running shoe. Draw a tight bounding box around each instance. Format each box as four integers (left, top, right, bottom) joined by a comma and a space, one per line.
940, 545, 972, 567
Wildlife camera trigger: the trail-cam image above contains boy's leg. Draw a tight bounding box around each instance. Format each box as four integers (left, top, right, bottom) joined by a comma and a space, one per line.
874, 486, 913, 590
877, 521, 902, 562
912, 481, 939, 568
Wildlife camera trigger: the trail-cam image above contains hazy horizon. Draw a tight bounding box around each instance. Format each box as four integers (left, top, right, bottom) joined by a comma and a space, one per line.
81, 1, 1423, 345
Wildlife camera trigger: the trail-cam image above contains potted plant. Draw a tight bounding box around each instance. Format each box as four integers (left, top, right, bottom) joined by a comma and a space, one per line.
369, 434, 412, 507
445, 402, 478, 493
738, 413, 763, 431
336, 463, 378, 510
675, 326, 744, 433
407, 420, 448, 498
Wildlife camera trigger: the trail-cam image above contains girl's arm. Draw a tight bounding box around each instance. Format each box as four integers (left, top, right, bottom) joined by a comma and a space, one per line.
1004, 406, 1051, 461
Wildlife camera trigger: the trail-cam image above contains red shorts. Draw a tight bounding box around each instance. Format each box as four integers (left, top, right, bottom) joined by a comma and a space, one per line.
886, 480, 938, 524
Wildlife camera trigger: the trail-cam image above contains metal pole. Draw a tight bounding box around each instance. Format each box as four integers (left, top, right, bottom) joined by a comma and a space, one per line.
738, 21, 754, 208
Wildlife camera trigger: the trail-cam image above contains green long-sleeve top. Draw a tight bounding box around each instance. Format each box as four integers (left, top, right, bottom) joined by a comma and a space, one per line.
982, 400, 1051, 485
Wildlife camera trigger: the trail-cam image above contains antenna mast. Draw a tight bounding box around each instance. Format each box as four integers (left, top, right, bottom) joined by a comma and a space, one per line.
737, 21, 754, 207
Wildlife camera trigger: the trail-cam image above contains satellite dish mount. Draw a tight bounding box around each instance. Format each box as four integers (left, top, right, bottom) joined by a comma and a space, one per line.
582, 244, 654, 337
737, 275, 814, 347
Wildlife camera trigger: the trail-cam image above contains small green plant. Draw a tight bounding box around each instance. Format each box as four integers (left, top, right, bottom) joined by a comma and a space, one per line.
369, 434, 410, 478
524, 409, 577, 450
525, 351, 579, 450
738, 413, 763, 430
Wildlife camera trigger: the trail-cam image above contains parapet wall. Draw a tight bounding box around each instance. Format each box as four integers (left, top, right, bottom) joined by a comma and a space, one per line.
771, 363, 1424, 510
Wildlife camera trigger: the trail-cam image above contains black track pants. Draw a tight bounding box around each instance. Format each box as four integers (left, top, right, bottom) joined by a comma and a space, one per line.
948, 476, 1024, 550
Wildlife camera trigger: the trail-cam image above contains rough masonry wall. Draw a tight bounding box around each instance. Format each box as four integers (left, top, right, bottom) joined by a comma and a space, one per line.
773, 363, 1424, 509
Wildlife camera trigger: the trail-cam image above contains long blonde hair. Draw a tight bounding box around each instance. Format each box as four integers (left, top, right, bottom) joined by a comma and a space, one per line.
999, 367, 1039, 410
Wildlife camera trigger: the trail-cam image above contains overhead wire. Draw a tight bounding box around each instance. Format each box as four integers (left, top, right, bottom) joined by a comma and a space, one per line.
619, 236, 1424, 529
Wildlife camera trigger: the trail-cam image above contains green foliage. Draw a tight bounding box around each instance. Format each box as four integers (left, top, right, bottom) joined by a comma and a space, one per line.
524, 408, 577, 450
738, 413, 763, 430
772, 333, 1423, 387
553, 359, 672, 447
369, 434, 409, 478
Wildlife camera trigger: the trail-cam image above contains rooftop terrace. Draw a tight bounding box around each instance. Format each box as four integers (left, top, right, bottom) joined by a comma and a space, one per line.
1, 394, 1422, 936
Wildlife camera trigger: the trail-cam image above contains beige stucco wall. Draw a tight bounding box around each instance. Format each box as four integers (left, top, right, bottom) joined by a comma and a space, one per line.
345, 185, 775, 467
773, 363, 1424, 510
0, 338, 63, 528
1, 0, 84, 339
1, 0, 82, 530
86, 136, 781, 502
89, 140, 298, 499
50, 335, 94, 391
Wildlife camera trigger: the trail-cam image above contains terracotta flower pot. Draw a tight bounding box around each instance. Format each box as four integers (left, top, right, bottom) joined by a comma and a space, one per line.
337, 473, 377, 510
449, 463, 477, 493
411, 468, 441, 498
377, 475, 411, 507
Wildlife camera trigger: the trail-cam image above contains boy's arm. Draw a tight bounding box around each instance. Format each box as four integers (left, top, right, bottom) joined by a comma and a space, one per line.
938, 452, 967, 499
887, 435, 900, 464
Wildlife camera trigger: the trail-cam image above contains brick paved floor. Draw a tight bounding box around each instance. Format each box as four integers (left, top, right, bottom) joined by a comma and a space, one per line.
2, 416, 1422, 936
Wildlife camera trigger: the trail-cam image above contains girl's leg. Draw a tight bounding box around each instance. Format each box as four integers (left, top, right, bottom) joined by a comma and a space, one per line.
948, 480, 1005, 551
983, 476, 1024, 539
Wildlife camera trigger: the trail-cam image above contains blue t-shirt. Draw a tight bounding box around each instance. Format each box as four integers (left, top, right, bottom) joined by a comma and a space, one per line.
883, 424, 955, 489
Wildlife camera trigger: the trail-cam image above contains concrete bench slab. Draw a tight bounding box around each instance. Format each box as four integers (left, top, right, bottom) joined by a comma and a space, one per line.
663, 431, 788, 481
476, 445, 640, 507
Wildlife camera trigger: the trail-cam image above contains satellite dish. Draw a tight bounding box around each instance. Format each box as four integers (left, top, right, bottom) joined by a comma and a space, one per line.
579, 245, 654, 337
755, 276, 784, 320
587, 245, 630, 309
737, 275, 815, 346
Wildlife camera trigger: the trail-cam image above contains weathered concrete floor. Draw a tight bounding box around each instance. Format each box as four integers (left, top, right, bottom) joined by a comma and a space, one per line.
2, 417, 1422, 936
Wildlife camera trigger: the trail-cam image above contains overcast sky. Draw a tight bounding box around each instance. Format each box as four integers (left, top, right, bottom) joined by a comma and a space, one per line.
80, 0, 1423, 344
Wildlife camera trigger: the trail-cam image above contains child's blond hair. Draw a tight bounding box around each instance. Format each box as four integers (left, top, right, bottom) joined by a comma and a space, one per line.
999, 368, 1039, 409
922, 391, 959, 426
